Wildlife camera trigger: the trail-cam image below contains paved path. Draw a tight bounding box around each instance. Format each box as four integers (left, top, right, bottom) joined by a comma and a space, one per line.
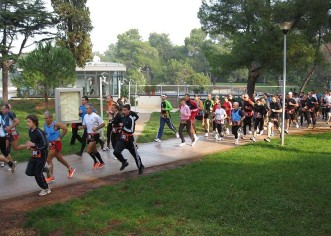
0, 106, 329, 199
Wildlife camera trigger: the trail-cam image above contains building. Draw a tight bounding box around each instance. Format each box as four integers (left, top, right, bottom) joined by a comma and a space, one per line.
75, 61, 126, 97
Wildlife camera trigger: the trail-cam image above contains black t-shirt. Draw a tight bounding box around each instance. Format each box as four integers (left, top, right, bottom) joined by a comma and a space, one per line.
269, 102, 282, 118
285, 98, 297, 110
306, 97, 317, 108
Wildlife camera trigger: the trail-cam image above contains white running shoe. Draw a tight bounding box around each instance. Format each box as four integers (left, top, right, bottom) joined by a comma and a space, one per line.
218, 137, 223, 141
205, 132, 208, 137
179, 142, 186, 147
39, 188, 51, 196
214, 134, 219, 140
225, 128, 230, 135
194, 134, 199, 140
0, 162, 4, 167
296, 123, 299, 129
154, 138, 161, 143
250, 137, 256, 142
191, 140, 197, 146
248, 130, 252, 135
234, 139, 239, 145
175, 132, 180, 138
259, 130, 264, 135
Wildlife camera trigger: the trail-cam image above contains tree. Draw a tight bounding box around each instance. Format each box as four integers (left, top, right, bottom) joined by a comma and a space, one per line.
0, 0, 55, 102
14, 42, 76, 109
148, 33, 174, 62
51, 0, 93, 67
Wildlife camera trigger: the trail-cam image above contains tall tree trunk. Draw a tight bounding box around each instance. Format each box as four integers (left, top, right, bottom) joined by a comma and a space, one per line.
1, 60, 12, 103
246, 63, 262, 98
299, 65, 316, 93
44, 91, 49, 110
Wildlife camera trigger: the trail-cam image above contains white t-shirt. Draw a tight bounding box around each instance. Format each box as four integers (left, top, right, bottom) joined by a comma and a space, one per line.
325, 95, 331, 107
82, 112, 104, 134
214, 108, 227, 124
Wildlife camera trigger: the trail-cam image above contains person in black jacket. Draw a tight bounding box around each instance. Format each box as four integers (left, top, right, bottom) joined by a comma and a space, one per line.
17, 115, 50, 196
113, 104, 144, 174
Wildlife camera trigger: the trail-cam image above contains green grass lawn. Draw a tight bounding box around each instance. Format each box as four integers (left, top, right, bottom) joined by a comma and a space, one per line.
25, 131, 331, 235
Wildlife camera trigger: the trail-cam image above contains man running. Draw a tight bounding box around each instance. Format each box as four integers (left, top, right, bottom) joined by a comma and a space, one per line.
213, 101, 227, 141
230, 102, 245, 145
0, 111, 16, 173
79, 104, 106, 170
43, 111, 75, 183
154, 94, 179, 143
250, 99, 267, 142
285, 92, 299, 134
241, 94, 254, 139
305, 91, 318, 129
17, 115, 50, 196
113, 104, 144, 174
203, 94, 214, 137
184, 94, 199, 141
264, 95, 282, 142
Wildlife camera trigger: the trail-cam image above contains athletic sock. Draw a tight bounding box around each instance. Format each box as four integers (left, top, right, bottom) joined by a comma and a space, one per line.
94, 152, 104, 164
89, 153, 97, 163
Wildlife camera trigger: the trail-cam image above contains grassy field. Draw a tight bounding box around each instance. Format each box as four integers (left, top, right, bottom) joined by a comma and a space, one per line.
25, 131, 331, 235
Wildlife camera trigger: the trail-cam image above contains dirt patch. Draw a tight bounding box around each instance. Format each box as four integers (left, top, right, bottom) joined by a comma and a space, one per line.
0, 157, 202, 236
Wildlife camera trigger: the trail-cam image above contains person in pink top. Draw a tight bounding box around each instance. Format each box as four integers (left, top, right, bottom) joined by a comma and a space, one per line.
178, 98, 195, 146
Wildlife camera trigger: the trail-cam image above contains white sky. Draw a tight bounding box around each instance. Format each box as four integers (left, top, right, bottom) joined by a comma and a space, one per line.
86, 0, 203, 53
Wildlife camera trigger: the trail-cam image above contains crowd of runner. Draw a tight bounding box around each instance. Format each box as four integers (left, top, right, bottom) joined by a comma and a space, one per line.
155, 90, 331, 145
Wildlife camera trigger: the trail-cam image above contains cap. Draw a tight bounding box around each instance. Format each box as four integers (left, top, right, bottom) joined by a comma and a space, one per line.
288, 92, 293, 95
161, 94, 167, 97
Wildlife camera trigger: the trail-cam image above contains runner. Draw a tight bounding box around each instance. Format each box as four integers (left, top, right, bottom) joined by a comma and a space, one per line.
203, 94, 214, 137
264, 95, 282, 142
298, 93, 308, 127
110, 103, 122, 152
1, 104, 20, 170
184, 94, 199, 141
194, 94, 204, 129
250, 99, 267, 142
223, 96, 232, 135
178, 98, 195, 146
213, 101, 227, 141
230, 102, 245, 145
16, 115, 50, 196
105, 95, 115, 150
78, 104, 106, 170
324, 90, 331, 124
43, 111, 75, 183
305, 91, 318, 128
0, 111, 16, 173
285, 92, 299, 134
241, 94, 254, 139
113, 104, 144, 174
154, 94, 179, 143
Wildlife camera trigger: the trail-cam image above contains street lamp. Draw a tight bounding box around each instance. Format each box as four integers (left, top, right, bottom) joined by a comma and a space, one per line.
279, 21, 293, 146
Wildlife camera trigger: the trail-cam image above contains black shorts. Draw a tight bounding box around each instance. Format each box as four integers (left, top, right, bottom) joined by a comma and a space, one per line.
285, 113, 296, 120
87, 133, 100, 144
204, 111, 211, 119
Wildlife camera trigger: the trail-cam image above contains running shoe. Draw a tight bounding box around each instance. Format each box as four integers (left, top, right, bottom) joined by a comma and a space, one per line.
194, 134, 199, 141
120, 161, 129, 171
39, 188, 51, 196
46, 176, 54, 183
154, 138, 161, 143
0, 161, 4, 167
98, 163, 105, 169
10, 161, 17, 174
217, 137, 223, 141
248, 130, 252, 135
284, 130, 289, 134
250, 137, 256, 142
264, 137, 271, 142
234, 139, 239, 145
175, 132, 180, 138
225, 128, 230, 135
296, 123, 299, 129
179, 142, 186, 147
92, 162, 100, 170
241, 136, 245, 139
205, 132, 208, 137
138, 165, 144, 175
68, 167, 75, 178
191, 140, 197, 146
